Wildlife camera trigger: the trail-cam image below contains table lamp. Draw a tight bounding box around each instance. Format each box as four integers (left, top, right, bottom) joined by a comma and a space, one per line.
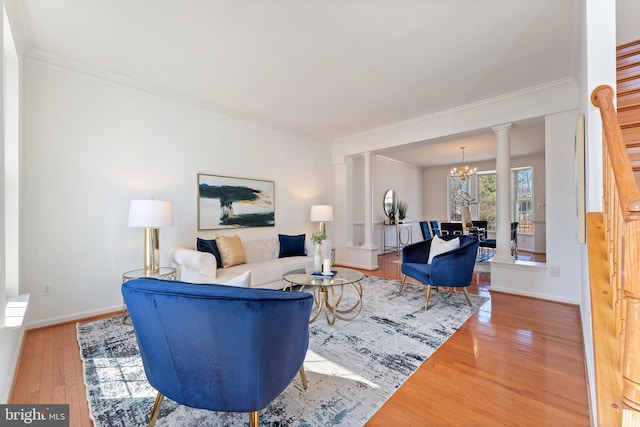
310, 205, 333, 234
128, 199, 173, 275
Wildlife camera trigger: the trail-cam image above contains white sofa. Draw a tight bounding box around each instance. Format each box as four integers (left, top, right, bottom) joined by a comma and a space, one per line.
169, 238, 332, 290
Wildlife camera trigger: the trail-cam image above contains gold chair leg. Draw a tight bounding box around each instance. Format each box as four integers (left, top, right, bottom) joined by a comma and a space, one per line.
148, 392, 164, 427
424, 285, 432, 310
299, 366, 308, 390
462, 287, 473, 307
398, 274, 407, 294
249, 411, 259, 427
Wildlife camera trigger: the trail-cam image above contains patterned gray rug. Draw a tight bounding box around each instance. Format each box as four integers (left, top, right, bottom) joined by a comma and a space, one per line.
77, 276, 488, 426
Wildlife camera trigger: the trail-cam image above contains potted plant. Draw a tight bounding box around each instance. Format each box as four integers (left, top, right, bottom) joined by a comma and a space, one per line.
397, 200, 409, 222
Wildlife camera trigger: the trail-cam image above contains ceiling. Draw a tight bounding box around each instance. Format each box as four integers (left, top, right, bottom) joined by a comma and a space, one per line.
17, 1, 637, 168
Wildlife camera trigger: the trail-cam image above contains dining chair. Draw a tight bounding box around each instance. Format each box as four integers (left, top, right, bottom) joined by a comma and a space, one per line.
471, 220, 488, 240
419, 221, 432, 240
429, 220, 441, 237
478, 221, 519, 260
440, 222, 464, 235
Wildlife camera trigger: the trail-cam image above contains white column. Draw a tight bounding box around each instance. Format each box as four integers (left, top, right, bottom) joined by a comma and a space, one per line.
362, 152, 376, 248
345, 156, 354, 246
493, 123, 514, 263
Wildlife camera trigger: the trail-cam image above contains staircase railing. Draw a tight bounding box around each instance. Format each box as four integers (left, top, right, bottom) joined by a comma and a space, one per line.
590, 85, 640, 425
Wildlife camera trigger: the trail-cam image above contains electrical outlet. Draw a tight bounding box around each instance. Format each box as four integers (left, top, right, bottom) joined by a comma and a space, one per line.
41, 282, 54, 296
550, 266, 561, 278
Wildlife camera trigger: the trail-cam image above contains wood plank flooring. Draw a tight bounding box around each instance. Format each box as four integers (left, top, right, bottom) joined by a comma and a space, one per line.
10, 251, 590, 426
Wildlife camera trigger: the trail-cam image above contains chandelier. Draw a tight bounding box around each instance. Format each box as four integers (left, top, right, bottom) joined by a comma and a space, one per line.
450, 146, 476, 180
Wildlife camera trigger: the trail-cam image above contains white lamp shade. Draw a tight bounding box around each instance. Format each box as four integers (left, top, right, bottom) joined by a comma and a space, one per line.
310, 205, 334, 222
128, 200, 174, 228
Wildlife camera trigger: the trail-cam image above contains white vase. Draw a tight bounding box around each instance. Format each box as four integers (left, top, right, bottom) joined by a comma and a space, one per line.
314, 243, 322, 272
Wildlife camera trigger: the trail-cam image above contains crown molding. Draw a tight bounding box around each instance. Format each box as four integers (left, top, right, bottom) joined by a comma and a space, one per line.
335, 77, 577, 144
374, 154, 416, 169
4, 0, 35, 58
26, 49, 329, 144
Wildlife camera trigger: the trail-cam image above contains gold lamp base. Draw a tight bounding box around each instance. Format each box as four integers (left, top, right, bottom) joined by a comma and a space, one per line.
143, 227, 160, 275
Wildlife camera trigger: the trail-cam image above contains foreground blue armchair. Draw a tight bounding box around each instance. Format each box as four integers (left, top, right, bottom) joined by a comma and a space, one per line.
399, 234, 479, 310
122, 278, 313, 427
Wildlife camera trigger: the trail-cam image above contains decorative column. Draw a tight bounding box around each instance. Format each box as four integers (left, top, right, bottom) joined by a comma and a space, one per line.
493, 123, 514, 263
362, 152, 376, 248
345, 156, 355, 247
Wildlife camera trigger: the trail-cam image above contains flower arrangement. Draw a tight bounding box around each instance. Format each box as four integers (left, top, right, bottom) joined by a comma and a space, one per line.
452, 191, 477, 208
311, 231, 327, 245
386, 205, 396, 222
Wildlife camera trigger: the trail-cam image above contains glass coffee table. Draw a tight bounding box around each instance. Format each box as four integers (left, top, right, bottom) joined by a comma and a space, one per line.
283, 267, 364, 325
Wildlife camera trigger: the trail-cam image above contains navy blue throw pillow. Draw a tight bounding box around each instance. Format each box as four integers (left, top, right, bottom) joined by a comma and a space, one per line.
278, 234, 306, 258
197, 238, 223, 269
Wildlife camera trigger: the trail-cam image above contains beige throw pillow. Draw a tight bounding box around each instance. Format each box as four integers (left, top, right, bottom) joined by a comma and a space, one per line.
215, 234, 247, 268
428, 235, 460, 264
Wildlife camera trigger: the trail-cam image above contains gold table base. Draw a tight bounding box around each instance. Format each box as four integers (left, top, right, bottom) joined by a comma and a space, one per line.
283, 268, 365, 325
306, 281, 363, 325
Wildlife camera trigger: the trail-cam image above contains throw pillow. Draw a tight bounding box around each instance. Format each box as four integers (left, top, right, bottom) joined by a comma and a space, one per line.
222, 270, 252, 287
215, 234, 247, 268
278, 234, 306, 258
428, 235, 460, 264
196, 238, 223, 269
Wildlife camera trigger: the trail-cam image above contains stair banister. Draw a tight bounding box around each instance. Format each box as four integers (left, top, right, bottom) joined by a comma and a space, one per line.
591, 84, 640, 417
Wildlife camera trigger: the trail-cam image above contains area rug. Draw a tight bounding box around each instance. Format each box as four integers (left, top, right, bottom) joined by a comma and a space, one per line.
77, 276, 488, 427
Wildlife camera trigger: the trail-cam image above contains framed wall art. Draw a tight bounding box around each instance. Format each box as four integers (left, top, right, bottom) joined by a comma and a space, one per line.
198, 174, 275, 230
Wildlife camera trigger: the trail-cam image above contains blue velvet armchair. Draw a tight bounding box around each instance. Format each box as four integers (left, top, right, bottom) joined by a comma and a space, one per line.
122, 278, 313, 427
399, 234, 479, 309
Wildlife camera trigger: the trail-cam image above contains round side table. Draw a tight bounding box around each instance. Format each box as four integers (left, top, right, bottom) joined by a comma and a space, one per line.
121, 267, 177, 324
122, 267, 177, 282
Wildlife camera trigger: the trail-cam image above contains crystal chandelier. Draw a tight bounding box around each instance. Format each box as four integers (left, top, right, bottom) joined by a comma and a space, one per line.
450, 146, 476, 180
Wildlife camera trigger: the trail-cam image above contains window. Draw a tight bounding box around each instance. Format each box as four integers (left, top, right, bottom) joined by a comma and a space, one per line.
455, 167, 533, 233
478, 173, 497, 230
448, 176, 472, 222
514, 168, 533, 233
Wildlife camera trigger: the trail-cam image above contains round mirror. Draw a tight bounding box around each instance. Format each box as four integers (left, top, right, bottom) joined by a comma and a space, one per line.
383, 189, 398, 218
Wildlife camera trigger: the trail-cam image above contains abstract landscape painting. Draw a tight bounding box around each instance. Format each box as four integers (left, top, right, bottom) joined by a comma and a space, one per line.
198, 174, 275, 229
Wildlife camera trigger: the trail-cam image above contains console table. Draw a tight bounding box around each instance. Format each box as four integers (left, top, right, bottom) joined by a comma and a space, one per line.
382, 220, 413, 255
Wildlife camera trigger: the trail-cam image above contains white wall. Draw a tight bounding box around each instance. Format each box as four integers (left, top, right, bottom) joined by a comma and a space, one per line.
21, 58, 332, 327
617, 0, 640, 45
350, 155, 422, 249
491, 110, 581, 303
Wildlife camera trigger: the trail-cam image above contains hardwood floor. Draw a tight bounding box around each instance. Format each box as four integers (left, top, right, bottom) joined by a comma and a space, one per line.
10, 251, 590, 426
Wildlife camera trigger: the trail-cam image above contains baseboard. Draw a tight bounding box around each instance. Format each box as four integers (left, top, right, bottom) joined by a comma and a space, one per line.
25, 305, 122, 330
335, 262, 379, 271
489, 286, 579, 305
